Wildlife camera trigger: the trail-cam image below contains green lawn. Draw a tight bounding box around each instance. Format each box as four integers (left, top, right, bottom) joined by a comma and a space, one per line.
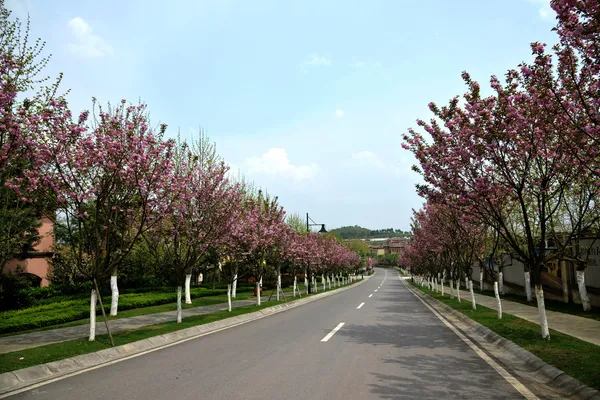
409, 281, 600, 390
0, 279, 359, 374
0, 286, 257, 335
473, 288, 600, 322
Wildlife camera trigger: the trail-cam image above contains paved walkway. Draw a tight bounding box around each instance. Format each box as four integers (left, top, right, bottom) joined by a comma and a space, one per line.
431, 282, 600, 346
0, 294, 297, 354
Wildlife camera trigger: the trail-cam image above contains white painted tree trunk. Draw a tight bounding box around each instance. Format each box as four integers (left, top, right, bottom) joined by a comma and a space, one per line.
227, 284, 232, 312
185, 274, 192, 304
304, 271, 308, 289
293, 276, 297, 297
494, 281, 502, 319
322, 275, 326, 291
89, 289, 97, 341
328, 276, 331, 289
576, 270, 591, 312
256, 281, 261, 306
314, 276, 318, 293
479, 270, 484, 292
441, 279, 444, 296
456, 280, 461, 303
232, 272, 238, 298
450, 279, 454, 298
469, 280, 476, 310
176, 286, 182, 323
110, 275, 119, 316
465, 277, 469, 292
534, 284, 550, 339
525, 271, 532, 301
499, 271, 504, 295
276, 273, 281, 301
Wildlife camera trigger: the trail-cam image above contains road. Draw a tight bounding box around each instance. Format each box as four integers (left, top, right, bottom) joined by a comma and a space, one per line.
10, 268, 539, 399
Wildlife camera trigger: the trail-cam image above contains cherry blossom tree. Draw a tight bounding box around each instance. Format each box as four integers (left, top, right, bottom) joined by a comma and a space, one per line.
35, 100, 176, 341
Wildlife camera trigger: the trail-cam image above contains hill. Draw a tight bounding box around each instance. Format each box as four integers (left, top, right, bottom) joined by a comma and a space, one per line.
330, 226, 411, 240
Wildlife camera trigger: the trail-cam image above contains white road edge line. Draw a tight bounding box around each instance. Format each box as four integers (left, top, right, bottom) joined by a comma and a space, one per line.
374, 289, 378, 292
368, 294, 373, 298
321, 322, 345, 342
400, 274, 539, 400
357, 302, 365, 309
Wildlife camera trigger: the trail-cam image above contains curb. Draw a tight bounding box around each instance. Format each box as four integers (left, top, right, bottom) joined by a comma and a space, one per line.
403, 280, 600, 400
0, 277, 370, 397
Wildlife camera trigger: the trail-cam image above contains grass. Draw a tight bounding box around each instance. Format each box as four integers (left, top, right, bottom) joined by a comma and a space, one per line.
409, 281, 600, 391
0, 286, 256, 335
0, 283, 318, 337
474, 288, 600, 322
0, 280, 359, 374
0, 291, 256, 338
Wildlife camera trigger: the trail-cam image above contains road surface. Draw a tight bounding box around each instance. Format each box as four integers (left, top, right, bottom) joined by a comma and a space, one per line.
9, 269, 542, 399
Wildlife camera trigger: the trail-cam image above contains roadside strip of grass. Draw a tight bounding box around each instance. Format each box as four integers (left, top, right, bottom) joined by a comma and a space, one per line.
0, 291, 256, 338
408, 281, 600, 390
0, 281, 358, 374
471, 287, 600, 322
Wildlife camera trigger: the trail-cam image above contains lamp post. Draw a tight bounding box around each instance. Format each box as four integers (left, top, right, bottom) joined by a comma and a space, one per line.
306, 213, 327, 294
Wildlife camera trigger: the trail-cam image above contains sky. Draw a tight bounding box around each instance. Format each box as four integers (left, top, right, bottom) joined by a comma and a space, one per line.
7, 0, 558, 231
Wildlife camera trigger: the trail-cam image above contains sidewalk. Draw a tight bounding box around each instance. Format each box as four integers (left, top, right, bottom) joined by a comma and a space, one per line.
431, 282, 600, 346
0, 294, 289, 354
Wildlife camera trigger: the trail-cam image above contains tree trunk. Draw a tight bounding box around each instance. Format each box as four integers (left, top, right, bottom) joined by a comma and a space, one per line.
499, 271, 504, 295
450, 278, 454, 299
304, 270, 308, 290
293, 276, 297, 297
535, 284, 550, 339
494, 281, 502, 319
256, 281, 261, 306
456, 280, 461, 303
314, 276, 318, 293
322, 275, 326, 291
227, 284, 232, 312
231, 268, 237, 299
276, 271, 281, 301
89, 289, 97, 341
110, 275, 119, 316
441, 278, 444, 296
479, 269, 484, 292
469, 280, 476, 310
525, 271, 532, 301
232, 267, 238, 298
576, 269, 591, 312
177, 286, 182, 323
560, 261, 569, 303
185, 274, 192, 304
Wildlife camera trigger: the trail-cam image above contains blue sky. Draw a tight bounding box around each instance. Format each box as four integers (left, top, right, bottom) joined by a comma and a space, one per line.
8, 0, 557, 231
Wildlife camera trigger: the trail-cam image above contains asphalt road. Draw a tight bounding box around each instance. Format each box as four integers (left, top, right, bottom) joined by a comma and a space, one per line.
10, 269, 534, 399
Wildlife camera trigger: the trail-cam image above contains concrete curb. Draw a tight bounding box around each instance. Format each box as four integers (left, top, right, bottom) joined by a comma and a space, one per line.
403, 280, 600, 400
0, 277, 370, 397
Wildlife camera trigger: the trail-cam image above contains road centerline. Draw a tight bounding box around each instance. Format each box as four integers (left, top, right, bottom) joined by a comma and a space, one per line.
321, 322, 345, 342
368, 294, 373, 298
357, 302, 365, 309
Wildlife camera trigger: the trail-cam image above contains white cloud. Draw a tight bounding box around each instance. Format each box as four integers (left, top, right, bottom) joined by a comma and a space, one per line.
351, 150, 385, 169
335, 109, 344, 118
67, 17, 114, 57
303, 54, 332, 67
350, 59, 381, 69
528, 0, 554, 21
245, 148, 318, 181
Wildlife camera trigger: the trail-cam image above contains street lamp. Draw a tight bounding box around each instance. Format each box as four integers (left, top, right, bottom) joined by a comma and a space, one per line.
306, 213, 327, 294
